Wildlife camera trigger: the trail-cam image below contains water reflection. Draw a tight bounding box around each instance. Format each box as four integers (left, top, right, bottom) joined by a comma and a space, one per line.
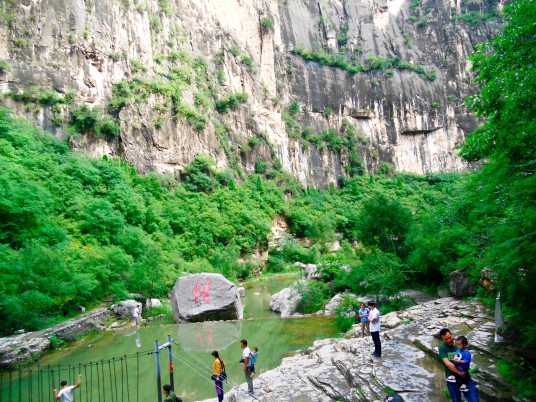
177, 321, 242, 352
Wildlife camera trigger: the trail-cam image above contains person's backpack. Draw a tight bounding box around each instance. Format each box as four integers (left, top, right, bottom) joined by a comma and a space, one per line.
175, 396, 183, 402
248, 352, 257, 367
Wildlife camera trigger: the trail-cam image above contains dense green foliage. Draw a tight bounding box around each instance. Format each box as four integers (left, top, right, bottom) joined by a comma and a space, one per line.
0, 107, 462, 334
0, 109, 284, 334
458, 0, 536, 353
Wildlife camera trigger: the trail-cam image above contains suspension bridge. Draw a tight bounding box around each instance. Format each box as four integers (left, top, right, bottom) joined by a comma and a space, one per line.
0, 335, 267, 402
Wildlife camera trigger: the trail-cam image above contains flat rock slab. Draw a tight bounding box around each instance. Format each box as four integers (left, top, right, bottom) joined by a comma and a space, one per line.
170, 273, 243, 323
199, 298, 521, 402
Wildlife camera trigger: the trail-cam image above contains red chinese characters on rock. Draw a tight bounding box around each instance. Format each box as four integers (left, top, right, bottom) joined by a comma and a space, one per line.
192, 277, 211, 304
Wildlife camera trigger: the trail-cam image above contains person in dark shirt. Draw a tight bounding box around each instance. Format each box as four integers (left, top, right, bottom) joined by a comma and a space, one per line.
438, 328, 479, 402
163, 384, 180, 402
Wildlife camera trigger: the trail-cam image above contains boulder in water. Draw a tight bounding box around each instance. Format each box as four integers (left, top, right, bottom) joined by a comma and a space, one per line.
169, 273, 243, 322
269, 282, 303, 317
111, 300, 142, 317
146, 298, 162, 309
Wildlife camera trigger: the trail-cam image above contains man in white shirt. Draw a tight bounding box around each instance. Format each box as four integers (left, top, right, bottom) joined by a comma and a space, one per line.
133, 304, 140, 326
240, 339, 254, 394
54, 374, 81, 402
368, 301, 381, 358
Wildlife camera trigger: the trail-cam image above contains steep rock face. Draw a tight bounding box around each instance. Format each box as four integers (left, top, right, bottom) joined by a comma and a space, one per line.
0, 0, 501, 186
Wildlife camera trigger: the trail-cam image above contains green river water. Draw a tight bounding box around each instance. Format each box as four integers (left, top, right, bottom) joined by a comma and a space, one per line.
1, 275, 339, 401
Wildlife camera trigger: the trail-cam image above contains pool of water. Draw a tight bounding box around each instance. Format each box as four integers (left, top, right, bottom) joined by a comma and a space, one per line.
1, 275, 339, 402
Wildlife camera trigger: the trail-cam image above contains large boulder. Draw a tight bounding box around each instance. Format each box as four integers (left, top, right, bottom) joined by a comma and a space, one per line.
170, 273, 243, 322
381, 311, 402, 329
111, 300, 142, 317
293, 262, 322, 280
146, 298, 162, 309
324, 293, 359, 315
0, 334, 50, 369
449, 269, 476, 297
269, 282, 303, 317
478, 268, 495, 291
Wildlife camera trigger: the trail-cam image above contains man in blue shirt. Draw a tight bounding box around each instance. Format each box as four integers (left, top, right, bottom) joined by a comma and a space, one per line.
358, 303, 370, 337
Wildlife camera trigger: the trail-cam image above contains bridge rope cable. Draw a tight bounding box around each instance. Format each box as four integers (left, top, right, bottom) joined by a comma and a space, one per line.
120, 356, 124, 402
112, 358, 119, 402
174, 351, 266, 402
101, 360, 107, 402
17, 366, 21, 402
84, 362, 88, 402
177, 344, 294, 402
124, 355, 131, 402
27, 367, 31, 402
108, 360, 114, 402
136, 352, 139, 402
50, 367, 55, 402
8, 370, 12, 402
96, 360, 101, 402
171, 353, 228, 398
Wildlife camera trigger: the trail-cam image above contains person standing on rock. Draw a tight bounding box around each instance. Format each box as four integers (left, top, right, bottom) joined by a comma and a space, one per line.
239, 339, 254, 394
439, 328, 480, 402
211, 350, 226, 402
368, 301, 381, 357
53, 374, 81, 402
358, 303, 370, 337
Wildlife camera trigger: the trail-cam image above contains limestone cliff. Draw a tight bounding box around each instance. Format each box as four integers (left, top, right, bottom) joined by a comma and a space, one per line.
0, 0, 502, 186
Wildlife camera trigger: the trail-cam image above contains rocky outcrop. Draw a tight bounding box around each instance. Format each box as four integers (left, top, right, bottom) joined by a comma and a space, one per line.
324, 292, 359, 315
146, 298, 162, 309
207, 298, 520, 402
0, 0, 502, 187
450, 269, 476, 297
269, 281, 304, 317
294, 261, 322, 280
111, 300, 142, 317
478, 268, 495, 291
0, 307, 109, 368
169, 273, 243, 322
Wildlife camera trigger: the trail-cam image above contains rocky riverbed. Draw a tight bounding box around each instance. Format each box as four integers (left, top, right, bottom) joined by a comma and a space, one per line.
203, 297, 521, 402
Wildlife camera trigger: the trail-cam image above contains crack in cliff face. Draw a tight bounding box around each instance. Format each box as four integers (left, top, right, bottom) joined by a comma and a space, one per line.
0, 0, 502, 186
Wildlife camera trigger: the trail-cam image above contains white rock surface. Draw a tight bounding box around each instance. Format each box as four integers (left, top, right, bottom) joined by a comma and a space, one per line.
324, 292, 359, 315
0, 0, 499, 187
146, 298, 162, 309
200, 298, 518, 402
269, 281, 304, 317
111, 300, 142, 318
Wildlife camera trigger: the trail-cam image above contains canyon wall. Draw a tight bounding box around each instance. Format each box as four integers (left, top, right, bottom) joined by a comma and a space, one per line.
0, 0, 502, 186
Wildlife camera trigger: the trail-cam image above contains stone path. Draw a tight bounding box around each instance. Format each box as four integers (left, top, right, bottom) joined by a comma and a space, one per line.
200, 298, 520, 402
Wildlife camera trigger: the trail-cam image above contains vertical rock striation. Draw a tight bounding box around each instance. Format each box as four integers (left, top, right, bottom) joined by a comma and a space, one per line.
0, 0, 501, 186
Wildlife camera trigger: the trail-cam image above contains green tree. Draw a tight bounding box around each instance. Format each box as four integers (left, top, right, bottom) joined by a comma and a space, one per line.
357, 193, 412, 256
